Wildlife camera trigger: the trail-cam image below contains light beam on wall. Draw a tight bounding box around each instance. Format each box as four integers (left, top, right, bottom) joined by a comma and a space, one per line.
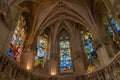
26, 65, 31, 70
51, 72, 56, 75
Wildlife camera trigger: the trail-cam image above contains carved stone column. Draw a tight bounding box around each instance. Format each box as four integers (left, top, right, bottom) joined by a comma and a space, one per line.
20, 31, 36, 70
95, 43, 110, 66
50, 25, 58, 76
73, 26, 87, 74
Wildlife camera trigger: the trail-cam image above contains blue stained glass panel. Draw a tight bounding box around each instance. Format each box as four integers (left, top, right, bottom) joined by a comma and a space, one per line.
109, 15, 120, 36
104, 19, 120, 51
82, 31, 97, 64
60, 38, 73, 73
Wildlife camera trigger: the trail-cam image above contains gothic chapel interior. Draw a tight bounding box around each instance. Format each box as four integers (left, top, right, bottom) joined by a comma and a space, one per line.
0, 0, 120, 80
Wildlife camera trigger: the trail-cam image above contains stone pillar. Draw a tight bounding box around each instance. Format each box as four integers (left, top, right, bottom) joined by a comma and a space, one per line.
73, 26, 86, 74
50, 40, 57, 76
26, 51, 35, 71
20, 31, 36, 70
96, 44, 110, 66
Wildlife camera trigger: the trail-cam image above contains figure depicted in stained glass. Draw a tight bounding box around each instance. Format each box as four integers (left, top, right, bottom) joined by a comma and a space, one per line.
34, 35, 48, 68
59, 36, 73, 73
81, 31, 97, 64
7, 15, 26, 63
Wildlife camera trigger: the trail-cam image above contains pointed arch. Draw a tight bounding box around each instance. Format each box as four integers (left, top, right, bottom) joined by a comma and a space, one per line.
57, 28, 73, 73
34, 28, 51, 71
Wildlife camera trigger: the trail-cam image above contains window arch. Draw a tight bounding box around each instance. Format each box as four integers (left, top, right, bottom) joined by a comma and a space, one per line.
59, 36, 73, 73
81, 30, 97, 64
7, 15, 27, 63
34, 33, 48, 68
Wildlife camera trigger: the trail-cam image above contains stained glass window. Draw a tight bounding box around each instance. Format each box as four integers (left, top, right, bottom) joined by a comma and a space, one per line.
59, 36, 73, 73
109, 15, 120, 36
104, 19, 120, 51
34, 34, 48, 68
81, 31, 97, 64
7, 15, 26, 63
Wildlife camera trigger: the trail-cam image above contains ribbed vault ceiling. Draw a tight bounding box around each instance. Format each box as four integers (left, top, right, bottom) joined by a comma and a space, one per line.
7, 0, 101, 44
